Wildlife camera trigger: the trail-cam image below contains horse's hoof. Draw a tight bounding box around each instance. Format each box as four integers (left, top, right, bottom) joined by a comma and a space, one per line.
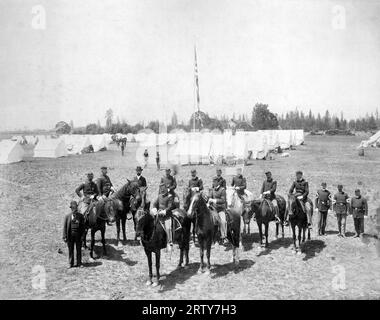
297, 250, 302, 256
205, 269, 211, 275
184, 265, 189, 270
177, 264, 183, 269
234, 260, 240, 266
89, 257, 95, 263
152, 281, 159, 287
197, 268, 203, 274
145, 280, 153, 286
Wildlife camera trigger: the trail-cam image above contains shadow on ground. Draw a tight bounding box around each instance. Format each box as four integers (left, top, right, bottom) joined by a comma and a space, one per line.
211, 259, 255, 279
256, 237, 294, 256
301, 239, 326, 261
92, 244, 138, 266
159, 262, 200, 292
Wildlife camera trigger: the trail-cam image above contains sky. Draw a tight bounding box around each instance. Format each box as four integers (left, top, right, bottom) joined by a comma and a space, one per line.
0, 0, 380, 131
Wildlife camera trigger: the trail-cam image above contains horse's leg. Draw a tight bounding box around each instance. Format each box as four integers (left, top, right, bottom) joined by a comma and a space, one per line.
185, 246, 190, 267
257, 222, 263, 247
265, 222, 269, 247
153, 250, 161, 287
281, 222, 285, 238
307, 227, 311, 241
302, 227, 306, 243
145, 248, 153, 286
178, 248, 184, 268
116, 217, 121, 245
122, 215, 127, 241
133, 212, 138, 241
205, 239, 211, 275
82, 229, 88, 249
297, 227, 302, 254
291, 224, 297, 252
90, 229, 96, 259
101, 225, 107, 256
198, 240, 204, 274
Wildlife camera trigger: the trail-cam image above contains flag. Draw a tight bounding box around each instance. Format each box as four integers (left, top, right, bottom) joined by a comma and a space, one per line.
194, 45, 200, 111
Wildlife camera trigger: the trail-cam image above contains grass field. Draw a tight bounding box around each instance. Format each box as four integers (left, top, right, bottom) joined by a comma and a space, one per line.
0, 135, 379, 300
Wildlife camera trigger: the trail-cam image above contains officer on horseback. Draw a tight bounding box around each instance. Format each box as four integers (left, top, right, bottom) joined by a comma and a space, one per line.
160, 168, 179, 208
188, 169, 203, 195
260, 171, 281, 224
96, 166, 115, 198
214, 168, 226, 189
152, 183, 179, 250
75, 172, 99, 222
231, 167, 247, 200
208, 175, 228, 245
285, 171, 313, 229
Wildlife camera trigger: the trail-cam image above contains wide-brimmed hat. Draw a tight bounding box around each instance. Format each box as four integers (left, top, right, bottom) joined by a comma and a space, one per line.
69, 201, 78, 208
136, 166, 143, 171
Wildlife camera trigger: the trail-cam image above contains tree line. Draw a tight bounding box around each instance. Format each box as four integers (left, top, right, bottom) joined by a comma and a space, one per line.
67, 105, 379, 135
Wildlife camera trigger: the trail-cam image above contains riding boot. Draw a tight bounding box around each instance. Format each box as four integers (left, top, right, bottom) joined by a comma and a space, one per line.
274, 206, 280, 224
283, 210, 289, 226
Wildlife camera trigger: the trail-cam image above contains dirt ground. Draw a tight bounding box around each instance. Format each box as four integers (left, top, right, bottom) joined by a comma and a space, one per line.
0, 135, 379, 300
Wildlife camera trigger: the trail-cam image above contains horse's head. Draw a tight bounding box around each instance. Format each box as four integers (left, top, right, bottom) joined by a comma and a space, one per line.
186, 191, 208, 220
227, 187, 244, 210
134, 207, 150, 238
103, 199, 116, 224
288, 194, 299, 216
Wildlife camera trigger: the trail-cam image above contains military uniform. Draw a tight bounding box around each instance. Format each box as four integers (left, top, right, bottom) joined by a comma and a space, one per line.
350, 196, 368, 236
209, 184, 227, 240
188, 176, 204, 195
63, 208, 85, 267
97, 174, 113, 197
75, 180, 99, 215
153, 192, 176, 246
231, 174, 247, 197
160, 174, 179, 207
213, 175, 226, 189
288, 178, 313, 226
261, 178, 280, 221
315, 188, 331, 235
333, 191, 349, 236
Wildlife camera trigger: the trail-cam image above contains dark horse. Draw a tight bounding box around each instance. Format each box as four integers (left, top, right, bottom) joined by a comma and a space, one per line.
82, 200, 116, 259
186, 192, 214, 274
108, 180, 141, 245
134, 189, 192, 286
287, 194, 312, 253
251, 195, 286, 247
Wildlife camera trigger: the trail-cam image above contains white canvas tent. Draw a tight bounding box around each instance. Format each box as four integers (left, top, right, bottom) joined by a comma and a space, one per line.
0, 140, 25, 164
89, 135, 107, 152
63, 135, 92, 155
359, 130, 380, 148
34, 138, 67, 158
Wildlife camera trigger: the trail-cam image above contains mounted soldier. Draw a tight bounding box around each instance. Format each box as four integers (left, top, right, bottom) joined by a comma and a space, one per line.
152, 183, 179, 250
208, 175, 228, 245
285, 171, 313, 229
214, 168, 226, 189
75, 172, 99, 222
188, 169, 203, 196
160, 168, 179, 208
96, 166, 115, 199
260, 171, 281, 223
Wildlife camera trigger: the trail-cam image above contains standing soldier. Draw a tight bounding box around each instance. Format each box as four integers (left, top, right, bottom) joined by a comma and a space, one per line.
349, 189, 368, 237
285, 171, 313, 229
208, 176, 228, 245
260, 171, 280, 223
96, 166, 115, 198
156, 151, 161, 171
134, 166, 147, 187
63, 201, 85, 268
231, 167, 247, 199
75, 173, 99, 221
315, 182, 332, 236
143, 149, 149, 168
160, 168, 179, 208
120, 139, 126, 156
333, 184, 349, 237
188, 169, 203, 195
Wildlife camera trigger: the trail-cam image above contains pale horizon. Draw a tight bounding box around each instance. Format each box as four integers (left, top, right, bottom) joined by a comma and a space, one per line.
1, 0, 380, 131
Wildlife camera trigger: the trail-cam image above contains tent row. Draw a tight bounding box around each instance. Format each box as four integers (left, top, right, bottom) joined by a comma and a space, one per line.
0, 133, 114, 164
136, 129, 304, 166
358, 130, 380, 148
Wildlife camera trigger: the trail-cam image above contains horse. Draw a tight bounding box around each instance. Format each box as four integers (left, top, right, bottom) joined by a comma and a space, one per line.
135, 201, 166, 287
82, 199, 116, 259
186, 192, 215, 274
287, 194, 312, 253
183, 188, 197, 244
108, 180, 141, 245
226, 187, 252, 235
251, 195, 286, 247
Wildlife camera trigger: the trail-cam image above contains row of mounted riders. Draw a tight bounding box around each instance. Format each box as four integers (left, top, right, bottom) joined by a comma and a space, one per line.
77, 174, 312, 285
